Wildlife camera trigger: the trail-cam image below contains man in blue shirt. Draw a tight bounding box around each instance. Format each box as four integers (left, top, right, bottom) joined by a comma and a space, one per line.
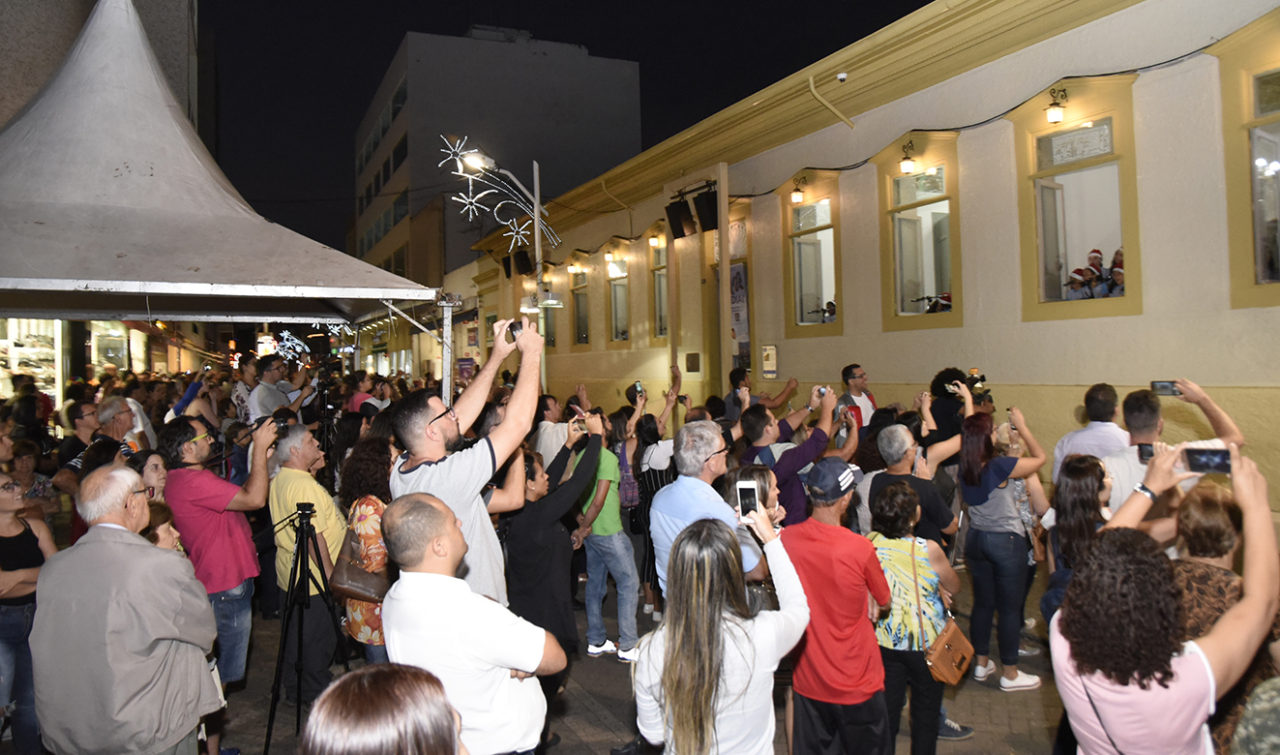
650, 420, 762, 591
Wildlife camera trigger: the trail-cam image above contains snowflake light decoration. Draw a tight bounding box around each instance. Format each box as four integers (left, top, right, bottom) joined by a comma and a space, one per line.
276, 330, 312, 362
439, 134, 562, 255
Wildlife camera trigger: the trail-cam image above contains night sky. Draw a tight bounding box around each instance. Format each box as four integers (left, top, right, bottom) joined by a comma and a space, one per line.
202, 2, 932, 251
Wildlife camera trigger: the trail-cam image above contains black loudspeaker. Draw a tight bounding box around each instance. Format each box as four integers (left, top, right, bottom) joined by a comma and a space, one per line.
513, 249, 535, 276
501, 256, 512, 279
692, 189, 718, 232
665, 199, 697, 239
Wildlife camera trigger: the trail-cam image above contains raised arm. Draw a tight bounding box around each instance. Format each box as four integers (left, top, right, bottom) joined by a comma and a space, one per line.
1195, 449, 1278, 697
487, 454, 527, 514
1007, 407, 1046, 479
1105, 444, 1198, 531
757, 377, 799, 410
1176, 379, 1244, 449
454, 318, 519, 434
227, 419, 279, 511
656, 387, 678, 439
486, 318, 544, 466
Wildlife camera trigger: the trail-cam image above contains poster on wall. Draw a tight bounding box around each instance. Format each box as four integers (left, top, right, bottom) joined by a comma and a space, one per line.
729, 263, 750, 370
467, 326, 478, 347
456, 357, 476, 382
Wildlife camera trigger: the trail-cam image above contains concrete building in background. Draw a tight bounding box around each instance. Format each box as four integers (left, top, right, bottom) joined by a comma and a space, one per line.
352, 26, 640, 291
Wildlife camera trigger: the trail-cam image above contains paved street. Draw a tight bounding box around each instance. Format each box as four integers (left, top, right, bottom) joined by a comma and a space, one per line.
220, 564, 1062, 754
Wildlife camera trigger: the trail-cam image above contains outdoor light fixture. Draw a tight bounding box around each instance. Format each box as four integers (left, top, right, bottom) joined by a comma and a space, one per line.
1046, 88, 1068, 124
648, 236, 661, 248
899, 140, 916, 175
519, 296, 539, 314
791, 176, 807, 204
537, 283, 564, 308
462, 152, 496, 171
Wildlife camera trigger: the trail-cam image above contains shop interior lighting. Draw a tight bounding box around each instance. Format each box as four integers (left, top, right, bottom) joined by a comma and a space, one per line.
1046, 87, 1068, 124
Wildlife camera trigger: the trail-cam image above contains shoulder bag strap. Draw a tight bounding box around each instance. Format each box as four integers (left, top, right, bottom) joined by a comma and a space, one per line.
1081, 676, 1125, 754
911, 539, 929, 654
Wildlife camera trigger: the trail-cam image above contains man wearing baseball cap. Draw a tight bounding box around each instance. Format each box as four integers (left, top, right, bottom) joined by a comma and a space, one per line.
781, 457, 892, 753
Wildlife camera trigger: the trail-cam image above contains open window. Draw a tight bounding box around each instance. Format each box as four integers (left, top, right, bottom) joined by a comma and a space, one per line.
873, 132, 962, 330
778, 171, 842, 338
1211, 10, 1280, 309
1007, 77, 1142, 321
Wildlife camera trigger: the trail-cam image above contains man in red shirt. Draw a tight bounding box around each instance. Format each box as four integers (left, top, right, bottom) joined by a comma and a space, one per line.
781, 457, 892, 754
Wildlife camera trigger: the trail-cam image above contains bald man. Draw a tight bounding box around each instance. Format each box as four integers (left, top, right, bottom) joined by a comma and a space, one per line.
382, 493, 566, 755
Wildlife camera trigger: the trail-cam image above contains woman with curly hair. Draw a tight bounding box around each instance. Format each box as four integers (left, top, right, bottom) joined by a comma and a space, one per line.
633, 512, 807, 754
958, 407, 1046, 691
1051, 445, 1278, 753
338, 435, 397, 663
1172, 483, 1280, 753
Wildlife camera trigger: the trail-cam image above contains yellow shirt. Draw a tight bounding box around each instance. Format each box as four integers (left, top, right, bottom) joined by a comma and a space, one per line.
269, 467, 345, 595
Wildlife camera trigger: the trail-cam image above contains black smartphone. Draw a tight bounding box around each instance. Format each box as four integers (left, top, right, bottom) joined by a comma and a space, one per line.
1185, 448, 1231, 474
1151, 380, 1181, 396
735, 481, 759, 522
1137, 443, 1154, 463
508, 321, 523, 340
677, 394, 688, 404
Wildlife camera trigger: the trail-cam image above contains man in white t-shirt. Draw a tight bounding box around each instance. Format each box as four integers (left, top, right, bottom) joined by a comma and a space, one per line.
390, 317, 542, 604
1102, 380, 1244, 537
248, 355, 313, 422
834, 362, 876, 448
1052, 383, 1130, 483
382, 493, 566, 755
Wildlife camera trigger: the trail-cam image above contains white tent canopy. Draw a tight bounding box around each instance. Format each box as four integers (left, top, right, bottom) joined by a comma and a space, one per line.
0, 0, 436, 324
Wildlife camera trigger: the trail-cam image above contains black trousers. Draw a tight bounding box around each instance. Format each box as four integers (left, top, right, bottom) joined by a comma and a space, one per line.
793, 689, 892, 755
881, 647, 944, 755
282, 592, 337, 705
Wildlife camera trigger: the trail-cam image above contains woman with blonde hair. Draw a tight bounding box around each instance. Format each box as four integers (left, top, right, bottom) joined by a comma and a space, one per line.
633, 510, 807, 754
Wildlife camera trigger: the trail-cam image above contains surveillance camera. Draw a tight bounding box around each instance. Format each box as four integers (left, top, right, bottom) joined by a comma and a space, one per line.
836, 72, 848, 83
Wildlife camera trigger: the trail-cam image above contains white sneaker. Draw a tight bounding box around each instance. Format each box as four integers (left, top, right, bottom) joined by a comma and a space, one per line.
587, 640, 618, 656
642, 603, 654, 615
972, 659, 996, 681
1018, 645, 1042, 657
617, 645, 640, 663
652, 610, 663, 622
1000, 670, 1041, 692
1024, 617, 1037, 630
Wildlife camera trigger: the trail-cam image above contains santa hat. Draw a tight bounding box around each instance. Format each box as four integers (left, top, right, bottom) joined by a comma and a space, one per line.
1067, 268, 1085, 283
1088, 249, 1104, 260
1111, 265, 1124, 276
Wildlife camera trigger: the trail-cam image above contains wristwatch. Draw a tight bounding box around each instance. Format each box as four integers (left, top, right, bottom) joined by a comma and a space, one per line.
1133, 482, 1157, 502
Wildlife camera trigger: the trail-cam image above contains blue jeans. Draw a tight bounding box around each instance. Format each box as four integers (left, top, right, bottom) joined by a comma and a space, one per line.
965, 529, 1029, 666
209, 578, 255, 684
584, 531, 639, 650
363, 642, 389, 664
0, 602, 39, 754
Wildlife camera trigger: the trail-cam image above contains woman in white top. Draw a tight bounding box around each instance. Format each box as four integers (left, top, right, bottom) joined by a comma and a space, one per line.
633, 510, 808, 754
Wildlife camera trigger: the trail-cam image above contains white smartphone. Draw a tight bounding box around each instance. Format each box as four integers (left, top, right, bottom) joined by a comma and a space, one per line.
736, 480, 759, 522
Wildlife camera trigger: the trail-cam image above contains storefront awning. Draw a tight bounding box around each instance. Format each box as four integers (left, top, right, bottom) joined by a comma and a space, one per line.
0, 0, 436, 325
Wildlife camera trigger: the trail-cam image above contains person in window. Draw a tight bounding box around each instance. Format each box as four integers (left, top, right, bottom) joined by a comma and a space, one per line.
1108, 265, 1125, 297
1065, 268, 1091, 300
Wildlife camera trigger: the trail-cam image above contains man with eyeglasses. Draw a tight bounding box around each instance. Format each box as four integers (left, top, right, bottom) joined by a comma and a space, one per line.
32, 466, 221, 754
248, 354, 314, 422
649, 420, 763, 593
158, 416, 279, 732
51, 395, 137, 500
390, 317, 544, 605
835, 363, 876, 448
55, 400, 98, 466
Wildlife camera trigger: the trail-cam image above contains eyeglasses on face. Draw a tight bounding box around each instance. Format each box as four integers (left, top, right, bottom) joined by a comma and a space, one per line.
0, 481, 22, 493
428, 407, 457, 426
189, 432, 209, 443
702, 446, 729, 465
133, 487, 156, 499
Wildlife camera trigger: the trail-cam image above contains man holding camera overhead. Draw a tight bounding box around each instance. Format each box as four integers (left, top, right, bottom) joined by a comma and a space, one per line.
390, 317, 543, 606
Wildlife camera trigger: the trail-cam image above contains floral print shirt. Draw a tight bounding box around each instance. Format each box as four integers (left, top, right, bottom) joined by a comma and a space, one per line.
343, 495, 388, 646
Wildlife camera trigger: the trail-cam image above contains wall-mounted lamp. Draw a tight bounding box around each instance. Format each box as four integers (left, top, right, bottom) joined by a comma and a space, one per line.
604, 251, 615, 262
519, 296, 540, 314
648, 236, 661, 248
899, 140, 916, 175
1046, 88, 1068, 124
790, 176, 807, 204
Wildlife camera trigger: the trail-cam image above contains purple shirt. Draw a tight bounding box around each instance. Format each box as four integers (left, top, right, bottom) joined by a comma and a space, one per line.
741, 420, 829, 526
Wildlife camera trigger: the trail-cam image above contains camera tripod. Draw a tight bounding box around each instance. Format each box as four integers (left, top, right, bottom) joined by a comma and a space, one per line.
262, 502, 348, 754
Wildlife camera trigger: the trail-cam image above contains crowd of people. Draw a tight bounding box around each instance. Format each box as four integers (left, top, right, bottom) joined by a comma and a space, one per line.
0, 321, 1277, 755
